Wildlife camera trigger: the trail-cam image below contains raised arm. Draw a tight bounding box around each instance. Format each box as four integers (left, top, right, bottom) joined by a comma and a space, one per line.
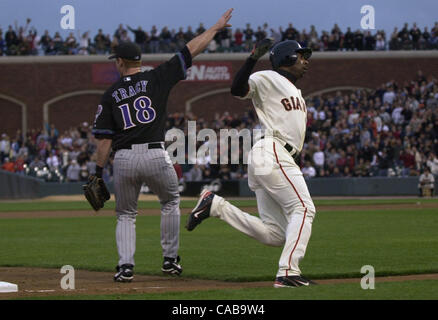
186, 8, 233, 58
230, 38, 274, 97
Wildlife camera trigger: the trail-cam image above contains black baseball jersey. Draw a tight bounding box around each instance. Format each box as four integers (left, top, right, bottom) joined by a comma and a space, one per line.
92, 46, 192, 150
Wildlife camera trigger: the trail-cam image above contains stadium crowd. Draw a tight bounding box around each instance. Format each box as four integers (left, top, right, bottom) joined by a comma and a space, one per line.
1, 70, 437, 184
1, 18, 438, 56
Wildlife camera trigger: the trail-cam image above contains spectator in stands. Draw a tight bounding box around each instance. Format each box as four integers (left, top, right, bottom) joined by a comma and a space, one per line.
119, 29, 131, 43
46, 149, 60, 170
319, 31, 329, 51
4, 21, 438, 55
427, 153, 438, 176
0, 133, 11, 163
148, 25, 159, 53
353, 158, 368, 177
174, 27, 186, 51
421, 27, 431, 49
343, 27, 354, 51
330, 166, 343, 178
243, 23, 254, 51
172, 162, 183, 182
196, 22, 206, 36
270, 27, 282, 43
410, 23, 422, 50
5, 25, 18, 55
114, 24, 126, 40
375, 33, 386, 50
52, 32, 63, 52
283, 23, 299, 41
94, 29, 107, 54
364, 31, 375, 50
431, 23, 438, 47
398, 23, 410, 39
127, 25, 148, 53
383, 85, 396, 105
39, 30, 51, 52
66, 159, 80, 182
45, 40, 57, 55
184, 26, 195, 43
0, 31, 5, 56
185, 163, 203, 182
401, 33, 413, 50
418, 167, 435, 197
400, 147, 416, 176
218, 164, 231, 181
200, 166, 211, 180
254, 26, 266, 43
312, 146, 325, 172
79, 161, 89, 182
77, 31, 90, 55
233, 28, 244, 52
160, 26, 172, 52
353, 29, 364, 50
302, 161, 316, 179
65, 32, 77, 54
14, 155, 25, 174
219, 27, 232, 52
1, 157, 15, 172
389, 27, 400, 50
29, 156, 45, 170
207, 38, 218, 53
110, 34, 119, 52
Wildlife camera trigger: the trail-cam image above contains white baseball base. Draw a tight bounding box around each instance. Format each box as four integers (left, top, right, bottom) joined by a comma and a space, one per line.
0, 282, 18, 293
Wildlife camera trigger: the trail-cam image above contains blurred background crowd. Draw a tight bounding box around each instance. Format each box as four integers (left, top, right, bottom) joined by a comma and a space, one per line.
1, 70, 437, 184
1, 18, 438, 56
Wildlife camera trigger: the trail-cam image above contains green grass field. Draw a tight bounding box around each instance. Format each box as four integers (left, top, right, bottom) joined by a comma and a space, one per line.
0, 198, 437, 300
1, 197, 437, 212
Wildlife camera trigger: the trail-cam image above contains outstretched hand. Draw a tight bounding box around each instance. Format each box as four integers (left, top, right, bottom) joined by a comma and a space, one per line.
213, 8, 233, 31
251, 37, 274, 60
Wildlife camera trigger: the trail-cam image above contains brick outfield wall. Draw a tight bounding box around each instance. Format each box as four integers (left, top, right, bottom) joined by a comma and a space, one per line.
1, 53, 438, 137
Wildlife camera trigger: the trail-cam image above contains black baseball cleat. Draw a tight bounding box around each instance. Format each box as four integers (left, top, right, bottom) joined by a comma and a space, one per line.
273, 275, 316, 288
161, 256, 183, 276
114, 264, 134, 282
186, 189, 215, 231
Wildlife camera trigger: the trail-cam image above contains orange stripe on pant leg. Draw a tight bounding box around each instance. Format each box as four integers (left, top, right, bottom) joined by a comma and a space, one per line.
273, 142, 307, 276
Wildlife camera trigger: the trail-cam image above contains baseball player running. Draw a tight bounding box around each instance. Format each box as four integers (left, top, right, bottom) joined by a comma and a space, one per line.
90, 8, 233, 282
186, 39, 317, 287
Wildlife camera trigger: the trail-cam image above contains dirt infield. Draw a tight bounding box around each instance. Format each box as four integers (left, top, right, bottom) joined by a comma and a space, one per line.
0, 267, 437, 299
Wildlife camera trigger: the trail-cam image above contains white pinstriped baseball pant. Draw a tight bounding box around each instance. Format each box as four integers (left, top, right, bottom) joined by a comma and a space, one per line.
113, 143, 180, 267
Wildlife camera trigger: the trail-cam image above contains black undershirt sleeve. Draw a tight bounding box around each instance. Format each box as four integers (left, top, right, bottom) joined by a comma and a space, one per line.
230, 57, 257, 97
180, 45, 193, 69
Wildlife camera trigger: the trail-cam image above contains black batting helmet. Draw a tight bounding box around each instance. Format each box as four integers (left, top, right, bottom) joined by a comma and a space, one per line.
269, 40, 312, 70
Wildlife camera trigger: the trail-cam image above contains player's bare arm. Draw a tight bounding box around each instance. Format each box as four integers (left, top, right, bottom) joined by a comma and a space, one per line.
96, 138, 112, 169
186, 8, 233, 58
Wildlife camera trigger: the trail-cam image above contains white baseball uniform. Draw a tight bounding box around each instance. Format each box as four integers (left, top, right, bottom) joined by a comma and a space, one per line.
210, 70, 316, 277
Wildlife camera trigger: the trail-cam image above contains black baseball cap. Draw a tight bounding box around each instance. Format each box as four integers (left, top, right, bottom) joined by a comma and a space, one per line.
108, 41, 141, 61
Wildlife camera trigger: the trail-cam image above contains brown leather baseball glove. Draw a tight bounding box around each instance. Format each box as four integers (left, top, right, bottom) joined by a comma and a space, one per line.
83, 175, 110, 211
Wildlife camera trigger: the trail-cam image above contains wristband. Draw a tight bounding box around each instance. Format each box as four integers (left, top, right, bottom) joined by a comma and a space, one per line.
96, 166, 103, 178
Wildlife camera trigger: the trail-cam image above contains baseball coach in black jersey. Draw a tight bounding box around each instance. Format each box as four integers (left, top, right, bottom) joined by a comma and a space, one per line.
90, 9, 233, 282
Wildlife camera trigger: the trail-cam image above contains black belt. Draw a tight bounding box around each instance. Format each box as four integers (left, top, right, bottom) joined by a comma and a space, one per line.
260, 136, 299, 161
117, 142, 163, 151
